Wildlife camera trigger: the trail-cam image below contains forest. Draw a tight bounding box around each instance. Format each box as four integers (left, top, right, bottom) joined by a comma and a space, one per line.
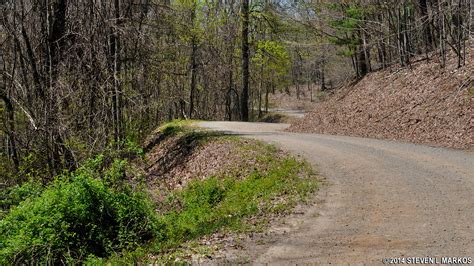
0, 0, 472, 263
1, 0, 472, 179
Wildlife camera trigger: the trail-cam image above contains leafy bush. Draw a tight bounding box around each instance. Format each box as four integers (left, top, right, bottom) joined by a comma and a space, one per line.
0, 180, 44, 219
0, 173, 157, 264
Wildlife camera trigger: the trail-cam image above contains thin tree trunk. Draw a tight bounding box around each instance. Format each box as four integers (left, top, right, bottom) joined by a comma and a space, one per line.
419, 0, 433, 53
357, 33, 368, 77
439, 0, 446, 67
226, 67, 233, 121
240, 0, 250, 121
0, 92, 19, 172
189, 3, 198, 118
362, 31, 371, 72
111, 0, 122, 144
265, 85, 269, 113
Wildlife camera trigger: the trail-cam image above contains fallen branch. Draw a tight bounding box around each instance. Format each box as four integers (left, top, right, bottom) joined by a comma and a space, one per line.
2, 72, 39, 131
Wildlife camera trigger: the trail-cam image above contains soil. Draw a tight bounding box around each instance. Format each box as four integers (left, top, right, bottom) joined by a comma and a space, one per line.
145, 132, 275, 192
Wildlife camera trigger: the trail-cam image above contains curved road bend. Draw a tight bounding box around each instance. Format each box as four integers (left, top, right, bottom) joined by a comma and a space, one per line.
199, 121, 474, 265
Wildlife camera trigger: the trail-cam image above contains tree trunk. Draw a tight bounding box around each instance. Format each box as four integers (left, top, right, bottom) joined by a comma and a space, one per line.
240, 0, 250, 121
111, 0, 122, 145
419, 0, 433, 52
46, 0, 76, 172
265, 85, 269, 113
0, 92, 19, 172
357, 39, 368, 77
362, 31, 372, 72
226, 68, 233, 121
439, 0, 446, 67
189, 4, 198, 118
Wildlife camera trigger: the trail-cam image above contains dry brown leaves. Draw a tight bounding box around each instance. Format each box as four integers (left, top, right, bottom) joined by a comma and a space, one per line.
290, 43, 474, 150
145, 133, 283, 196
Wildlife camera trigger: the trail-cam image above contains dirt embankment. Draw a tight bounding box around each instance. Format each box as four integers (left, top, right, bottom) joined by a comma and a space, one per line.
144, 130, 269, 192
139, 124, 318, 263
290, 43, 474, 150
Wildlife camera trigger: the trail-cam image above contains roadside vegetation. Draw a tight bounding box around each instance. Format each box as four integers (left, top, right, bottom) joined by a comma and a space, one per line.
0, 121, 317, 264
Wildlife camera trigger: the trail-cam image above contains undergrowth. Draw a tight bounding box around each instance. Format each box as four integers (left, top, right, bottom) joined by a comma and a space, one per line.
0, 120, 318, 264
0, 141, 154, 264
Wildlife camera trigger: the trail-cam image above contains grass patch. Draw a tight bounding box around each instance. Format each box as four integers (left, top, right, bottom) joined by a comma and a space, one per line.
143, 119, 213, 154
145, 123, 317, 262
158, 119, 201, 137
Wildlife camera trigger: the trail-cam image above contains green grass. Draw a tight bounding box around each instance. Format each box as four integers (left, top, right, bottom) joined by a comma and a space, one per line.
158, 119, 201, 137
132, 122, 317, 263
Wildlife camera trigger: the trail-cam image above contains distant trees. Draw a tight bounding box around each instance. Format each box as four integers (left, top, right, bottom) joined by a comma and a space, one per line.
308, 0, 472, 77
253, 40, 291, 113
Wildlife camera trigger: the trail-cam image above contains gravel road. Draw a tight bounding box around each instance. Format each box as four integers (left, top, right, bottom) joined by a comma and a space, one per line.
266, 108, 307, 118
199, 121, 474, 265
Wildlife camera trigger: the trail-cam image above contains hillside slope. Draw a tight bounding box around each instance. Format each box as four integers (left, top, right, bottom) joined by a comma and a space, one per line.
290, 43, 473, 150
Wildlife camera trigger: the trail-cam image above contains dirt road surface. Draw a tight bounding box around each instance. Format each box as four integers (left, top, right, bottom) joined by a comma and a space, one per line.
266, 108, 307, 118
199, 121, 474, 265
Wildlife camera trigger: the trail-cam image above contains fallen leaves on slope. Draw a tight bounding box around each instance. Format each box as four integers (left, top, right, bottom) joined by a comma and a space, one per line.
290, 43, 473, 150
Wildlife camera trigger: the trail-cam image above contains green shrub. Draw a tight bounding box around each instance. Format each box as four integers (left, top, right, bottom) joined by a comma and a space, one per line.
0, 173, 157, 264
0, 180, 44, 218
